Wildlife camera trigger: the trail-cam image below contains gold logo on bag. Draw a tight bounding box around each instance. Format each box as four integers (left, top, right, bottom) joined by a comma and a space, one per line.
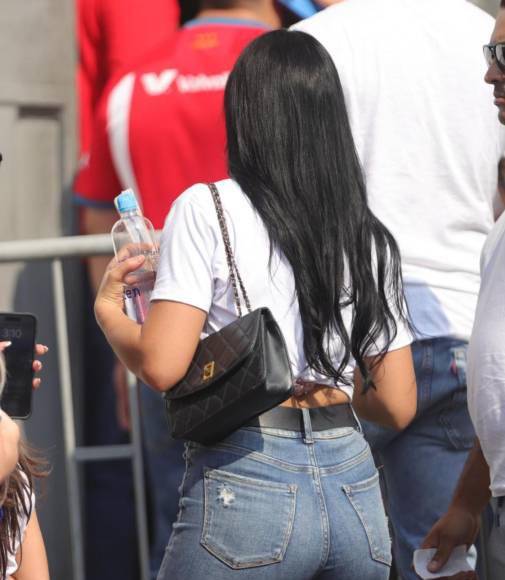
202, 362, 215, 381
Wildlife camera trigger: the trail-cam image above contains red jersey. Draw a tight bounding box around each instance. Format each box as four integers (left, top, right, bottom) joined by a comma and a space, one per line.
74, 18, 268, 228
77, 0, 180, 155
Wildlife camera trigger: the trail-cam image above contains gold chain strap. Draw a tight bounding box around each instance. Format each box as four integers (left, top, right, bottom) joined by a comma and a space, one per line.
208, 183, 252, 317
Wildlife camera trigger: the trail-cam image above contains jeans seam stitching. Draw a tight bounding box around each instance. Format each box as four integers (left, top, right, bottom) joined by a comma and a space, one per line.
306, 445, 330, 572
319, 446, 371, 476
342, 475, 391, 566
206, 467, 298, 492
198, 443, 313, 472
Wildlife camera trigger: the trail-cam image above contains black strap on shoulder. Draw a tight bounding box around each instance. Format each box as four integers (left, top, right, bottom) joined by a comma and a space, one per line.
207, 183, 252, 317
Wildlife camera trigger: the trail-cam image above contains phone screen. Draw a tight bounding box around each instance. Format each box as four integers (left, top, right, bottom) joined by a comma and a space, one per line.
0, 313, 37, 419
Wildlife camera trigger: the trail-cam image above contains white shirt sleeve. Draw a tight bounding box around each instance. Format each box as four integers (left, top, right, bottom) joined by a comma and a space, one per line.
150, 185, 217, 313
364, 306, 413, 356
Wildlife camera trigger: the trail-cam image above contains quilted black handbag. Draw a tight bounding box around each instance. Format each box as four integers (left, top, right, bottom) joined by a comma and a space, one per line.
164, 183, 293, 444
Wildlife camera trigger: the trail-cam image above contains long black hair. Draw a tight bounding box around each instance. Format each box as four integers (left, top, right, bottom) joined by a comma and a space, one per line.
225, 30, 410, 390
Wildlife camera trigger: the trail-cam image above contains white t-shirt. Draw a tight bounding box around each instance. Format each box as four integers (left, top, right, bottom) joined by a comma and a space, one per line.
151, 179, 412, 400
467, 211, 505, 498
294, 0, 505, 341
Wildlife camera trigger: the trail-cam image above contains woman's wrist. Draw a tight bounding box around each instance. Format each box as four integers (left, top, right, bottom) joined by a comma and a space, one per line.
94, 297, 125, 332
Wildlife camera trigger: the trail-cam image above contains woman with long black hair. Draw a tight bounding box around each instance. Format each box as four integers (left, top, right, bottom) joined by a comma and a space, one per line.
95, 29, 416, 579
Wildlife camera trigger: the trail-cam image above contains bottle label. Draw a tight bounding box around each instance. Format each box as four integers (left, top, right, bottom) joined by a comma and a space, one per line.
124, 286, 141, 299
123, 280, 152, 324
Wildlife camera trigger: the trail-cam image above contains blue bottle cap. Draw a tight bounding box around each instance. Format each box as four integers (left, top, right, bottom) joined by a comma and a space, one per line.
114, 189, 140, 214
277, 0, 320, 18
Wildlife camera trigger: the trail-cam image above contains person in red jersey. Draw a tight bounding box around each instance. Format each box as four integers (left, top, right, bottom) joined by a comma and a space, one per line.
76, 4, 180, 579
76, 0, 180, 158
75, 2, 280, 578
75, 3, 277, 232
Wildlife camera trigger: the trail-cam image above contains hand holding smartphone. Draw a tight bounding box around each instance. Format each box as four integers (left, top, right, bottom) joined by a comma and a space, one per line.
0, 313, 37, 419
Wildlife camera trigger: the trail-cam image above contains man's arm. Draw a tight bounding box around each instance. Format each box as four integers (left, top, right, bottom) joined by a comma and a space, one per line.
449, 439, 491, 516
82, 206, 118, 293
422, 439, 490, 573
74, 74, 134, 430
82, 206, 132, 431
74, 75, 126, 290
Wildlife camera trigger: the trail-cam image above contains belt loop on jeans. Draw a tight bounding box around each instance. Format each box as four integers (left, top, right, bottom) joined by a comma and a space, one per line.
350, 405, 363, 434
301, 408, 314, 444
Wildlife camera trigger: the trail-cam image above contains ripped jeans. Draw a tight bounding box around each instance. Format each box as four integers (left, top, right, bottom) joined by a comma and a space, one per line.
157, 413, 391, 579
363, 337, 475, 580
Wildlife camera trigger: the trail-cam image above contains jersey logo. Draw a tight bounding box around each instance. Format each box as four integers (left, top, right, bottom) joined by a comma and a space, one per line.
177, 72, 229, 93
192, 32, 219, 50
140, 68, 231, 95
141, 69, 178, 95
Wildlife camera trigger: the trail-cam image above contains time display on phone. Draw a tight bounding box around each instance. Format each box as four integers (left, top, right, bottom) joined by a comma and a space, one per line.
1, 328, 22, 340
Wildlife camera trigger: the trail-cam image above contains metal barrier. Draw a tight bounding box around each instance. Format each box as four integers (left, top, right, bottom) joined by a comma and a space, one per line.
0, 234, 150, 580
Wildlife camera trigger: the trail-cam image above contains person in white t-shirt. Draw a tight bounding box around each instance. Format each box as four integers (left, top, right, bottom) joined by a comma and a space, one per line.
94, 29, 417, 579
422, 4, 505, 578
294, 1, 505, 577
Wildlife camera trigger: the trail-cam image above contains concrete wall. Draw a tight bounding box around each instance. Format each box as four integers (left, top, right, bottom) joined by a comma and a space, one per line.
0, 0, 76, 303
0, 1, 77, 578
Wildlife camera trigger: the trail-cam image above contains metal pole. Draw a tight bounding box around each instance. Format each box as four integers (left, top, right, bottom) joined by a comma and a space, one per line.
127, 372, 151, 580
52, 258, 85, 580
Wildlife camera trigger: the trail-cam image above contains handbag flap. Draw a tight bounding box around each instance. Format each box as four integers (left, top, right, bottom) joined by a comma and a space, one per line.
165, 308, 265, 400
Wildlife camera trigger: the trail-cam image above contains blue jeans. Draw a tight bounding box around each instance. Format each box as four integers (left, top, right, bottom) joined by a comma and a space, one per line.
157, 410, 392, 579
83, 280, 139, 580
363, 337, 475, 580
488, 498, 505, 578
140, 385, 186, 579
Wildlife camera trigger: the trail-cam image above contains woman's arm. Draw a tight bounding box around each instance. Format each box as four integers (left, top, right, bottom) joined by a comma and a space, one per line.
11, 509, 49, 580
94, 255, 206, 391
352, 345, 417, 430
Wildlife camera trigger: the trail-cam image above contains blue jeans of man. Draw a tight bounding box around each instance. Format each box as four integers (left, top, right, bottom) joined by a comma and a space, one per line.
488, 497, 505, 577
363, 337, 475, 580
83, 280, 139, 580
140, 385, 186, 579
157, 412, 392, 579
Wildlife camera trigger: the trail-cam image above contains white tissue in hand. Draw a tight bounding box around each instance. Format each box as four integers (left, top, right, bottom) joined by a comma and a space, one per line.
413, 545, 473, 579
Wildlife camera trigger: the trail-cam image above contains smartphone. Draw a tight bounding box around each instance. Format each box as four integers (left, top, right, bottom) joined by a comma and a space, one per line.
0, 313, 37, 419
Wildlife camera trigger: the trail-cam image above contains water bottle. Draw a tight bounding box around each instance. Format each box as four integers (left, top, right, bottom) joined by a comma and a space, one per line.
111, 189, 159, 324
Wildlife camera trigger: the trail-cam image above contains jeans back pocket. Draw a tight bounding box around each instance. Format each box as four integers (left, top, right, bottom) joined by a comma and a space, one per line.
342, 471, 392, 566
439, 345, 475, 450
201, 468, 297, 569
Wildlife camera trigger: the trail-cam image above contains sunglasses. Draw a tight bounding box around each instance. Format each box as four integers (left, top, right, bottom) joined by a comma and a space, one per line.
483, 43, 505, 73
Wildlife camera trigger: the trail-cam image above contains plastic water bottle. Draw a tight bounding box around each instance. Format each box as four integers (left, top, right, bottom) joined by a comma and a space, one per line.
111, 189, 159, 324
